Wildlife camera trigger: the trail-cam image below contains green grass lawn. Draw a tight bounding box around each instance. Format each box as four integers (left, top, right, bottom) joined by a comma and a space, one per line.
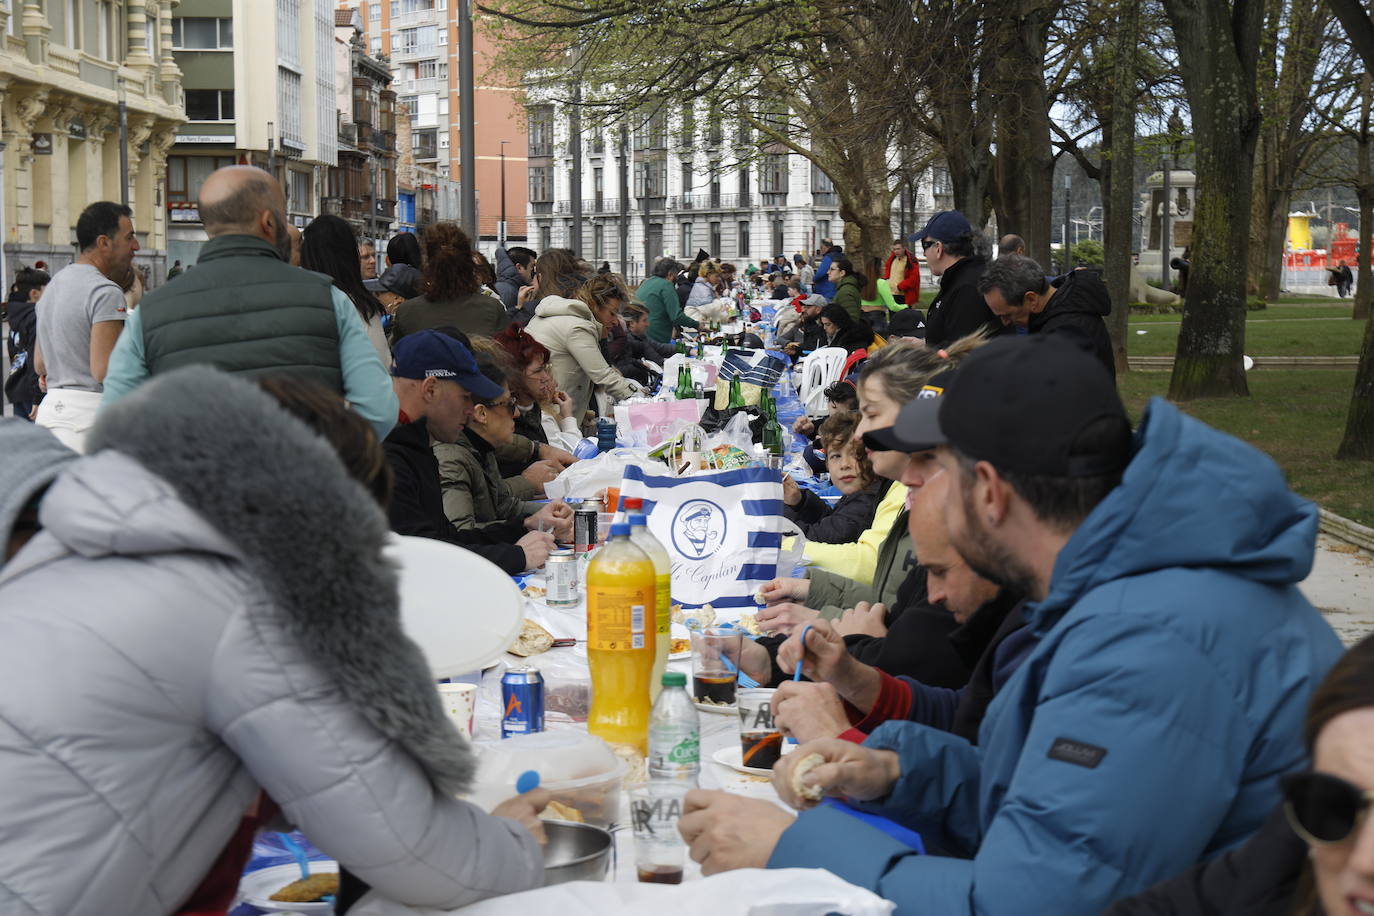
1127, 314, 1366, 357
1118, 369, 1374, 528
1130, 304, 1354, 322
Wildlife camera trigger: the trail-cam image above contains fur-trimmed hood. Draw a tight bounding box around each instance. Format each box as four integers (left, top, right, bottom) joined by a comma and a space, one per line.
78, 366, 475, 795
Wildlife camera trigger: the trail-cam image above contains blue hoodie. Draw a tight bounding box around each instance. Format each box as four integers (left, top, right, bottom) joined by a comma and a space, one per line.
769, 398, 1342, 915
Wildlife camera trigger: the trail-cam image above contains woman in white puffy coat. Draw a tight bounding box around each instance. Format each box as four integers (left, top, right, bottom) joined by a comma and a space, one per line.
0, 368, 546, 916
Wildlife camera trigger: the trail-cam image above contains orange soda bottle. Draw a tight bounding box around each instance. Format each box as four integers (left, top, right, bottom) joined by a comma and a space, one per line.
586, 521, 658, 754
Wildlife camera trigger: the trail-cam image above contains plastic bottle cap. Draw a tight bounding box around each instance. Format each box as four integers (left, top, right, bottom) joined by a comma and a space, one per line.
662, 671, 687, 687
609, 522, 632, 538
629, 514, 647, 527
624, 497, 644, 511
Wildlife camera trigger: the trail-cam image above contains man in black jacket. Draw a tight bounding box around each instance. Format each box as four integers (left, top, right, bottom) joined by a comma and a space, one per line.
914, 210, 997, 348
4, 267, 49, 419
978, 254, 1115, 376
604, 302, 675, 384
384, 330, 554, 574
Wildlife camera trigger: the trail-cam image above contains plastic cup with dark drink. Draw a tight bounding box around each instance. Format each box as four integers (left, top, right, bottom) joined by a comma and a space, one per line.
737, 688, 783, 769
690, 627, 744, 707
630, 785, 688, 884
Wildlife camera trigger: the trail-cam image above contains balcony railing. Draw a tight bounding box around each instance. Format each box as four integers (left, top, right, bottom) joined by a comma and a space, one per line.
667, 193, 752, 210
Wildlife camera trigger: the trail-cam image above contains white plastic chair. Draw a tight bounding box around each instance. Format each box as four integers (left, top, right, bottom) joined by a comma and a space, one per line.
799, 347, 849, 418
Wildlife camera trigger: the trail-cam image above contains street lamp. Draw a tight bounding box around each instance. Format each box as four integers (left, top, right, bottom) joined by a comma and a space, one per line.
499, 139, 509, 246
267, 121, 276, 181
1062, 174, 1072, 274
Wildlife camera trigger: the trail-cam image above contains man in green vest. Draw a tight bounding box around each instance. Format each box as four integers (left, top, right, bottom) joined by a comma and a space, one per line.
100, 166, 397, 441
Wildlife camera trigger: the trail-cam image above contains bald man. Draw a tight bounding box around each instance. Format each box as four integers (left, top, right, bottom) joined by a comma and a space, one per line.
99, 166, 397, 440
770, 469, 1030, 745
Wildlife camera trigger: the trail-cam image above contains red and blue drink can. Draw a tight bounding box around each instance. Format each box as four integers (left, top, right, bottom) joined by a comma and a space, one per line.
501, 666, 545, 738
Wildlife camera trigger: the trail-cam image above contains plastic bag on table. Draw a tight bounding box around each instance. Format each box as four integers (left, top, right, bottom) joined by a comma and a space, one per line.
709, 410, 756, 453
349, 868, 895, 916
544, 448, 653, 502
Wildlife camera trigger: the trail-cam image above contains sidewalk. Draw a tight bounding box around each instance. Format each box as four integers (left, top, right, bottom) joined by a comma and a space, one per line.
1303, 534, 1374, 646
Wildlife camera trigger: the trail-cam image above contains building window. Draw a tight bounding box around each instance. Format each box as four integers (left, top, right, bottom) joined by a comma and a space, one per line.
396, 25, 436, 54
540, 224, 552, 250
817, 219, 830, 242
593, 167, 604, 202
185, 89, 235, 121
166, 155, 237, 203
417, 59, 437, 78
369, 3, 380, 19
707, 119, 723, 147
738, 166, 750, 196
528, 105, 554, 157
370, 36, 381, 54
709, 221, 721, 255
633, 157, 667, 198
633, 110, 668, 151
278, 68, 303, 145
399, 0, 435, 10
772, 219, 784, 258
593, 222, 604, 260
438, 25, 447, 45
529, 166, 553, 203
587, 130, 604, 155
761, 154, 789, 194
681, 161, 692, 195
390, 0, 399, 15
680, 222, 692, 257
172, 17, 233, 49
287, 169, 312, 213
738, 220, 750, 258
413, 129, 437, 159
276, 0, 300, 68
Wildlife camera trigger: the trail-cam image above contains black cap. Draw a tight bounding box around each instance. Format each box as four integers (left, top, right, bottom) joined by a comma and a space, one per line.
863, 369, 955, 452
892, 336, 1130, 476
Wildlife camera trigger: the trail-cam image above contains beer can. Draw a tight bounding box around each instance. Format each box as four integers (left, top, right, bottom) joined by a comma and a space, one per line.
546, 548, 579, 607
501, 667, 545, 738
574, 501, 599, 554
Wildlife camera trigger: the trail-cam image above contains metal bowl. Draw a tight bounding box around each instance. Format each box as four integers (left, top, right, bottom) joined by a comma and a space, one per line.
541, 821, 614, 885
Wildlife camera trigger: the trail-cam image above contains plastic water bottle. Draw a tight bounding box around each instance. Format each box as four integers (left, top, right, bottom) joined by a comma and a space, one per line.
648, 671, 700, 786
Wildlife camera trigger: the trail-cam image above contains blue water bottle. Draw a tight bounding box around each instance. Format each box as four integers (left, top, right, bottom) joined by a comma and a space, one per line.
595, 418, 617, 454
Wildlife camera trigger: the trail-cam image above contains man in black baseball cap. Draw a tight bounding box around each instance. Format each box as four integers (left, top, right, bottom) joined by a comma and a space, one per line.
909, 209, 997, 349
744, 333, 1340, 915
383, 330, 555, 573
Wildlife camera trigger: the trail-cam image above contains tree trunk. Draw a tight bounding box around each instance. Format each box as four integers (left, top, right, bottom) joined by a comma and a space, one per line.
990, 5, 1058, 266
1163, 0, 1263, 400
1103, 0, 1140, 374
1337, 315, 1374, 459
1355, 77, 1373, 323
836, 172, 899, 273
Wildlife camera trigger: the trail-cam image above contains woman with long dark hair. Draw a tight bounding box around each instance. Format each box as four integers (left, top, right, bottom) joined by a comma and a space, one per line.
827, 255, 864, 322
391, 222, 505, 341
300, 214, 389, 365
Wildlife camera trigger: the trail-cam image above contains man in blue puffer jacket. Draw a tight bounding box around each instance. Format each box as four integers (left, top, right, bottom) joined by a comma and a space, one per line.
679, 336, 1343, 915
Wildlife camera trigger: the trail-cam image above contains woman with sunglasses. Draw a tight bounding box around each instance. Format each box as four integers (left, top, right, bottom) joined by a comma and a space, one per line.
434, 351, 574, 542
1104, 633, 1374, 916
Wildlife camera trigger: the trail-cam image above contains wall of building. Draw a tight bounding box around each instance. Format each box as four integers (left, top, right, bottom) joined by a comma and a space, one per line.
2, 0, 186, 284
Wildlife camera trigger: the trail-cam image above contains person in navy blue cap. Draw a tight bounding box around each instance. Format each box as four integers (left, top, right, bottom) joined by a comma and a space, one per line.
382, 329, 556, 574
910, 210, 998, 349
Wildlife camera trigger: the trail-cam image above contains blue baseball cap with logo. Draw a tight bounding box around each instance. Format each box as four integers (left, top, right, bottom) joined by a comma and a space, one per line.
910, 210, 974, 245
391, 329, 503, 400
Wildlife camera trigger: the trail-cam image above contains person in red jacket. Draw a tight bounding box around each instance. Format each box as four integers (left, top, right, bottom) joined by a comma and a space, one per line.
883, 239, 921, 305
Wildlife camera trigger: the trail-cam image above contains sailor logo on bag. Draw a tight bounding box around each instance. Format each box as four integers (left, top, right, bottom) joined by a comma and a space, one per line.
672, 500, 727, 559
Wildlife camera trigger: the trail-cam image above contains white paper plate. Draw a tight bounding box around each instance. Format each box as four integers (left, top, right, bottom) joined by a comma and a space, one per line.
383, 535, 525, 679
712, 742, 793, 776
238, 862, 339, 913
669, 623, 691, 660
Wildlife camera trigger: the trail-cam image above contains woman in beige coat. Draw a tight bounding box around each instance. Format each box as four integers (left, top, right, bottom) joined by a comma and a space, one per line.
524, 275, 638, 413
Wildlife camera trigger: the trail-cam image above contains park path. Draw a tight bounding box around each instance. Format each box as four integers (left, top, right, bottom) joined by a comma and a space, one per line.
1305, 535, 1374, 646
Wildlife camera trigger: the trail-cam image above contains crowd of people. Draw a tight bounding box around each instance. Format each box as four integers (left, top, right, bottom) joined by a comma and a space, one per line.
0, 165, 1368, 916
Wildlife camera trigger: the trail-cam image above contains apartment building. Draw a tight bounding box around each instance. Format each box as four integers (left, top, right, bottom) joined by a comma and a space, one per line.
325, 8, 397, 241
339, 0, 527, 241
1, 0, 186, 281
523, 97, 938, 277
164, 0, 339, 265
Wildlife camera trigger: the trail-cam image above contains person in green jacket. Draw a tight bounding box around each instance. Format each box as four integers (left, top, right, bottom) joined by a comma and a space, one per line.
827, 256, 864, 322
858, 255, 900, 335
435, 351, 573, 541
638, 257, 698, 343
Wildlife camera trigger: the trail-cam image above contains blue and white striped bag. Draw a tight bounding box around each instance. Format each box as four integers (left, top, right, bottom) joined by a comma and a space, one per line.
619, 464, 786, 612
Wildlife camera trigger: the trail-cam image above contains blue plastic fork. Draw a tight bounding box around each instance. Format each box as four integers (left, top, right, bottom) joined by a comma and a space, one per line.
785, 625, 814, 744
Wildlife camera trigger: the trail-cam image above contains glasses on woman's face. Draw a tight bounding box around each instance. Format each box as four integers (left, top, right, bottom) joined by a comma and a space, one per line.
481, 398, 518, 415
1282, 771, 1374, 846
